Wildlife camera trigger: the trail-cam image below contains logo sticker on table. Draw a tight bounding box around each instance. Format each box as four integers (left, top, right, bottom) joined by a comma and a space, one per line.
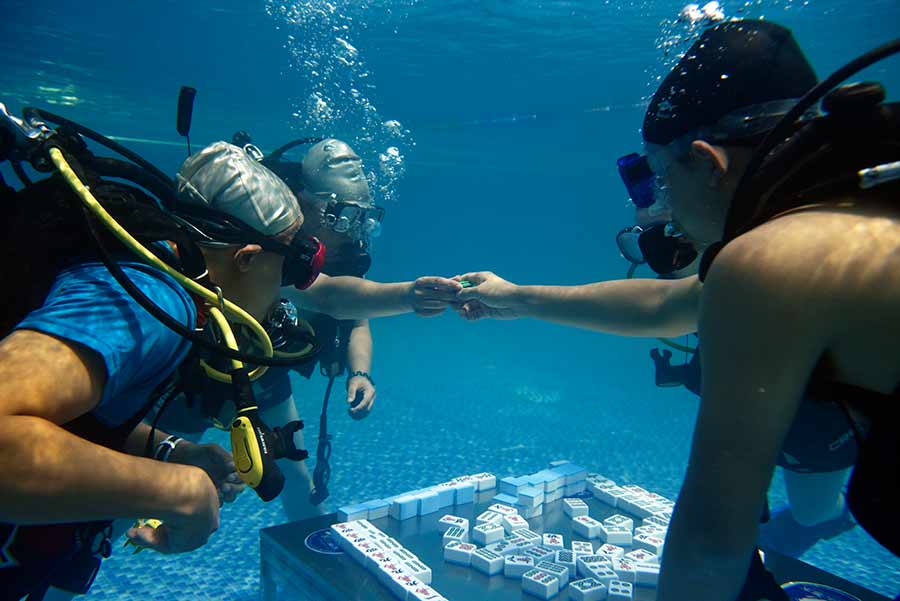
783, 582, 861, 601
305, 529, 344, 555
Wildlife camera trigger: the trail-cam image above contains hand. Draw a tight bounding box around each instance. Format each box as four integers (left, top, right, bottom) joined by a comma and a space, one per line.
126, 466, 220, 554
409, 276, 463, 317
453, 272, 522, 320
455, 298, 520, 321
169, 441, 246, 503
347, 375, 376, 420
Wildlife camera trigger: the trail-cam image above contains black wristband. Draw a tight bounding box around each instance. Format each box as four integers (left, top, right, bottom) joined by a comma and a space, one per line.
347, 371, 375, 387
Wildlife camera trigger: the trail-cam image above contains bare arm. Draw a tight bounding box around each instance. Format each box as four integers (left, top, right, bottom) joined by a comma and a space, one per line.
287, 274, 462, 320
456, 271, 701, 337
124, 421, 169, 457
347, 319, 373, 374
0, 330, 210, 525
658, 244, 823, 600
345, 320, 377, 416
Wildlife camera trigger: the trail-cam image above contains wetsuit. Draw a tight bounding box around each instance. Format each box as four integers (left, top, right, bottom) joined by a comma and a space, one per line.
806, 355, 900, 557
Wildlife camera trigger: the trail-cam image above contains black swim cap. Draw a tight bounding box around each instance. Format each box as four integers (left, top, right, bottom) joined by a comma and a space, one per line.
643, 20, 818, 145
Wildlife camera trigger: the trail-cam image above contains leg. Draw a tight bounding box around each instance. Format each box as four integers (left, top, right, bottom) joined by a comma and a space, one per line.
758, 467, 855, 557
261, 394, 325, 522
784, 468, 851, 526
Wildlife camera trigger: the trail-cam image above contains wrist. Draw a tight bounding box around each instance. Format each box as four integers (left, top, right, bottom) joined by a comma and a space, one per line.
347, 371, 375, 387
507, 284, 531, 317
153, 435, 185, 463
166, 437, 196, 465
404, 281, 416, 311
160, 465, 209, 521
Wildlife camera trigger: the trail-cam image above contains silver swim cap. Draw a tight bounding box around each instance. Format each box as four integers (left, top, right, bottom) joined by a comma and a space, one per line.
300, 138, 372, 205
176, 141, 302, 236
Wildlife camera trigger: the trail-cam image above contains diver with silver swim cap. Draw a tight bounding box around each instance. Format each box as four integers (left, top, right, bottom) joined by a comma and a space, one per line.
298, 138, 384, 252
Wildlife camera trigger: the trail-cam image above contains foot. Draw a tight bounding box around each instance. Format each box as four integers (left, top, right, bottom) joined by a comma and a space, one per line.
759, 503, 856, 557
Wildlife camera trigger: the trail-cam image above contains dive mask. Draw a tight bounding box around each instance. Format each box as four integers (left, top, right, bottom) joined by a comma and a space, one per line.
277, 234, 326, 290
322, 200, 384, 244
617, 153, 656, 209
616, 222, 698, 276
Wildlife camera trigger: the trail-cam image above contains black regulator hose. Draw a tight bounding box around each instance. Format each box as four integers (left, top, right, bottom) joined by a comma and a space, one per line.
85, 156, 176, 208
80, 203, 321, 368
732, 38, 900, 235
24, 107, 176, 208
266, 137, 324, 163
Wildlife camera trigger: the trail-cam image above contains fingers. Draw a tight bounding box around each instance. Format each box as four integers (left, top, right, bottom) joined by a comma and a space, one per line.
220, 481, 247, 503
349, 383, 376, 417
126, 525, 169, 554
350, 397, 373, 420
457, 300, 488, 321
414, 307, 447, 318
414, 276, 462, 294
456, 287, 481, 302
454, 272, 490, 285
347, 380, 362, 404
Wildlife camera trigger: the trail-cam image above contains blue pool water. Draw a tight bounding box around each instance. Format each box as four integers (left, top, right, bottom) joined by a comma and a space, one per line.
2, 0, 899, 599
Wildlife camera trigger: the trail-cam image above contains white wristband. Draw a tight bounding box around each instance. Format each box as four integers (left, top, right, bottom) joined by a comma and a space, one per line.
154, 435, 183, 462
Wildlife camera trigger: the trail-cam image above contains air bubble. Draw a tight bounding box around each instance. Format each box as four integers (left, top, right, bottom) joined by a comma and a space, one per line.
265, 0, 419, 204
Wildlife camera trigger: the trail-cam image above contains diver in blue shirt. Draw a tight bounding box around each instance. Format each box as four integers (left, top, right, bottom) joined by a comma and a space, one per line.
0, 130, 460, 600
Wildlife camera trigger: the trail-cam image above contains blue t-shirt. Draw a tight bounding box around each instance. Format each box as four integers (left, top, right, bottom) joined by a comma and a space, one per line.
15, 261, 196, 427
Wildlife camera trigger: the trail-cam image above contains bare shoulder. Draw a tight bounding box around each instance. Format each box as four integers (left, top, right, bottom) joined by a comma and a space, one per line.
711, 204, 900, 310
706, 203, 900, 390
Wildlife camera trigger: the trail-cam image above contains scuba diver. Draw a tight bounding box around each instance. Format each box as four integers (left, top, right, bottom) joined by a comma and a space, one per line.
451, 19, 900, 600
150, 134, 404, 522
625, 206, 856, 560
0, 99, 460, 599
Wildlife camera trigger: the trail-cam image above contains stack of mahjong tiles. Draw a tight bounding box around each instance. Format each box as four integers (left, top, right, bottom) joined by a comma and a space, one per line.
337, 472, 496, 522
330, 519, 447, 601
437, 471, 674, 600
585, 474, 673, 561
493, 460, 588, 519
439, 501, 656, 600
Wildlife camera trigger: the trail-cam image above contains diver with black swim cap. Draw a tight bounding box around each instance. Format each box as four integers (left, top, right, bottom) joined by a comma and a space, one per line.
450, 18, 900, 600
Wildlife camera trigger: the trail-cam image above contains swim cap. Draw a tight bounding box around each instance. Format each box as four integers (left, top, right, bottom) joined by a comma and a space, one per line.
643, 20, 817, 145
176, 141, 302, 236
300, 139, 372, 205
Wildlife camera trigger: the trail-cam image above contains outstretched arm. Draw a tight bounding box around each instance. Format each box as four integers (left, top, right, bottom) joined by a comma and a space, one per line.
288, 274, 462, 320
455, 271, 701, 338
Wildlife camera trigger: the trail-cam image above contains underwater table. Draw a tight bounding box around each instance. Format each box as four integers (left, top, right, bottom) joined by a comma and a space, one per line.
259, 489, 890, 601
